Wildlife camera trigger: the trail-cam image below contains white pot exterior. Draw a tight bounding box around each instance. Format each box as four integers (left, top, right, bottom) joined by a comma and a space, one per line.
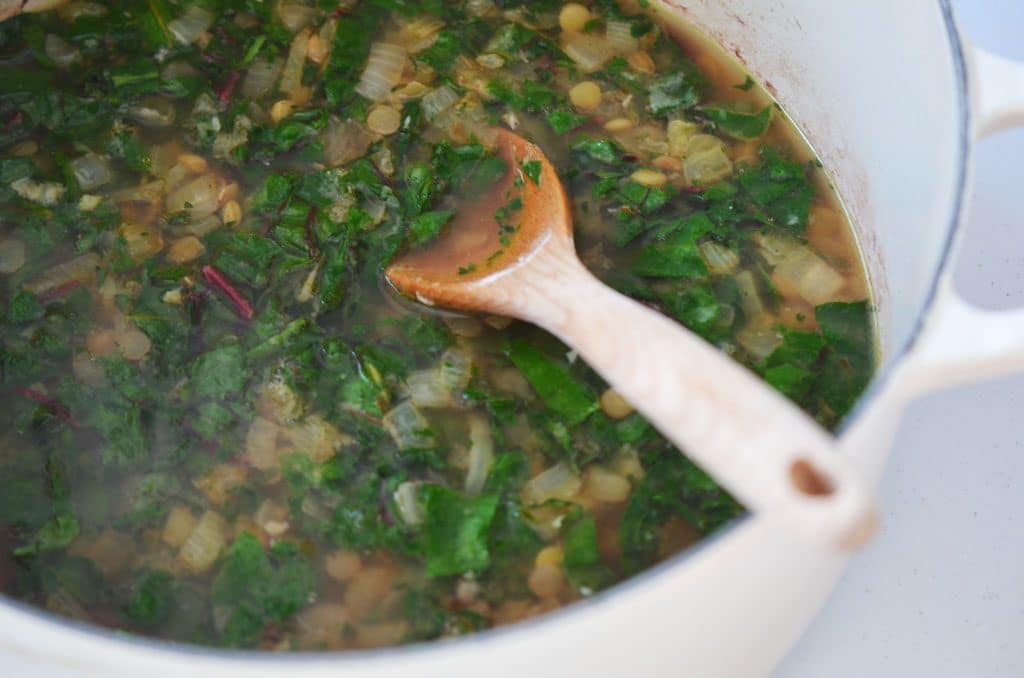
2, 1, 1019, 676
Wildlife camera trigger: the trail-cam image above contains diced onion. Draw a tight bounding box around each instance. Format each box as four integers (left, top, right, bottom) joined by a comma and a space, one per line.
24, 253, 100, 295
667, 119, 699, 157
464, 415, 494, 496
522, 463, 582, 505
242, 58, 282, 100
120, 223, 164, 261
44, 33, 80, 68
322, 117, 374, 167
184, 215, 222, 237
699, 240, 740, 275
166, 174, 221, 218
282, 414, 351, 463
363, 197, 388, 226
178, 511, 228, 574
11, 177, 65, 206
260, 376, 304, 424
406, 369, 452, 408
394, 16, 444, 54
276, 1, 319, 33
383, 401, 434, 450
168, 5, 214, 44
736, 320, 784, 361
70, 153, 112, 191
561, 33, 613, 73
0, 239, 26, 274
734, 270, 764, 318
162, 506, 198, 548
212, 115, 252, 161
421, 85, 459, 121
605, 21, 639, 54
127, 97, 177, 128
393, 481, 424, 526
193, 463, 247, 506
684, 135, 734, 185
755, 233, 845, 305
466, 0, 495, 17
355, 42, 407, 102
439, 347, 473, 391
245, 417, 282, 471
279, 28, 311, 97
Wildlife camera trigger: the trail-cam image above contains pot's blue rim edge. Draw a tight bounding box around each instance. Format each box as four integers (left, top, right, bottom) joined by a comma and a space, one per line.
0, 0, 973, 668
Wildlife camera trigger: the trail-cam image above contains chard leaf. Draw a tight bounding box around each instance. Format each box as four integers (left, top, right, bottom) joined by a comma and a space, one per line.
506, 340, 598, 426
408, 210, 455, 246
124, 568, 177, 628
562, 510, 612, 591
546, 109, 588, 135
647, 66, 705, 116
13, 512, 79, 556
421, 485, 500, 577
191, 341, 246, 400
213, 532, 317, 647
701, 106, 772, 139
571, 138, 623, 165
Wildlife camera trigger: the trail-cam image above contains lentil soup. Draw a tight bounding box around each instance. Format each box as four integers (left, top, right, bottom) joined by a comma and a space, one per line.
0, 0, 874, 651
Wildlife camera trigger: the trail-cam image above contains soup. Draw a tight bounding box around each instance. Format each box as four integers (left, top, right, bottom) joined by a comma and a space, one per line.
0, 0, 874, 651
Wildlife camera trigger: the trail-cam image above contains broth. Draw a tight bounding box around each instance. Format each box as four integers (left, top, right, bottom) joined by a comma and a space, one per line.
0, 0, 874, 651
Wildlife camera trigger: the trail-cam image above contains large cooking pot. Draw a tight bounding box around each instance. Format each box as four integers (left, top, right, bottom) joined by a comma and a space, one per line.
2, 0, 1023, 676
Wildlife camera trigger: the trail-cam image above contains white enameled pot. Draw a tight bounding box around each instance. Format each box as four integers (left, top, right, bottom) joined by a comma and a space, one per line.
2, 1, 1024, 676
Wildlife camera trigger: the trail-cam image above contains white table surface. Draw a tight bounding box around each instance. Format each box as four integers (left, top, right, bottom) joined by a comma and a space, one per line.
778, 1, 1024, 676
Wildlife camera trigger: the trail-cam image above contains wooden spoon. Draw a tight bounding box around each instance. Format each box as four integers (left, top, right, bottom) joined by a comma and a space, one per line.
387, 129, 877, 550
0, 0, 67, 22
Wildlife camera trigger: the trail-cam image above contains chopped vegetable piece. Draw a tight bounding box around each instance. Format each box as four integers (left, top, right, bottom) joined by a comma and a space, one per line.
507, 340, 598, 426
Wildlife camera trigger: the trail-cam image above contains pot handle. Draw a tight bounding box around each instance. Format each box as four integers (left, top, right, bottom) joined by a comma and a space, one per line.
967, 42, 1024, 138
902, 42, 1024, 392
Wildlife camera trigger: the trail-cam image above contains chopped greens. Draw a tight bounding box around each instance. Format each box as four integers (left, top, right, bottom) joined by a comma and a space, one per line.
0, 0, 873, 654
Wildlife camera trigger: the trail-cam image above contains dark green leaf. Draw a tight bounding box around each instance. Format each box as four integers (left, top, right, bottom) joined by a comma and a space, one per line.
546, 109, 588, 135
13, 512, 79, 556
506, 340, 598, 426
124, 569, 177, 628
8, 291, 44, 324
571, 138, 623, 165
700, 106, 772, 139
408, 210, 455, 246
562, 510, 612, 591
191, 341, 246, 400
647, 66, 705, 116
421, 485, 500, 577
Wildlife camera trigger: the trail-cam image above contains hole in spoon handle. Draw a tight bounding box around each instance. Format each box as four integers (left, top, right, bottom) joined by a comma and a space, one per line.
789, 458, 836, 497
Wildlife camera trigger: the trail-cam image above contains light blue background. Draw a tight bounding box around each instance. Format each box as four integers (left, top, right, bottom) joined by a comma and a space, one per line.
779, 1, 1024, 676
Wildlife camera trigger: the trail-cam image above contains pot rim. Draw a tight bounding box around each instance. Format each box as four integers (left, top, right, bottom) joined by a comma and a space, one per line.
0, 0, 972, 666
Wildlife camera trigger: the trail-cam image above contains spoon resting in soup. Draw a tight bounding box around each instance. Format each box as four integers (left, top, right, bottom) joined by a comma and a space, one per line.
387, 128, 876, 548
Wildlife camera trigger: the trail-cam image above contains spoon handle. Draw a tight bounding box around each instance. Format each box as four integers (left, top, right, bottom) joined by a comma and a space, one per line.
514, 251, 877, 550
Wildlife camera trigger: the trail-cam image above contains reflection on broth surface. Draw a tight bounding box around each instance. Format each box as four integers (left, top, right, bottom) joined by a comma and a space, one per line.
0, 0, 873, 651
